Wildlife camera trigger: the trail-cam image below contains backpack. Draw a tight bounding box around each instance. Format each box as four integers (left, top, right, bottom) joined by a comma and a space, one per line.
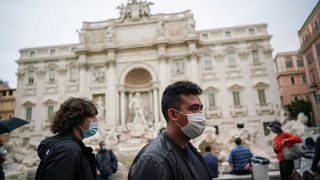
283, 143, 303, 161
109, 150, 118, 174
96, 150, 118, 175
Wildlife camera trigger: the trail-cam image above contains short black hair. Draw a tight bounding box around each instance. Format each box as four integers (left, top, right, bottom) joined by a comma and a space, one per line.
161, 81, 202, 122
268, 120, 282, 131
235, 138, 242, 145
99, 141, 105, 148
205, 145, 211, 152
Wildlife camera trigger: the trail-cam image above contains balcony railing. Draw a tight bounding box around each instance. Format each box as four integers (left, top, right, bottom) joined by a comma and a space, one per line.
255, 103, 274, 115
230, 105, 248, 117
301, 27, 320, 53
205, 106, 222, 118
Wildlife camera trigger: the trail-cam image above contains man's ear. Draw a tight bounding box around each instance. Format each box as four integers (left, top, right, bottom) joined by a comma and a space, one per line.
167, 108, 178, 122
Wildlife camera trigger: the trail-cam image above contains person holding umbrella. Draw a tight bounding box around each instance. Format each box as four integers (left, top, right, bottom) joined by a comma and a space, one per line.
0, 117, 28, 180
0, 141, 7, 180
35, 97, 99, 180
0, 117, 29, 134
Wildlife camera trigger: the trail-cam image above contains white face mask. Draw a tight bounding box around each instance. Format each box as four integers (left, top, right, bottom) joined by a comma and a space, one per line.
174, 109, 206, 139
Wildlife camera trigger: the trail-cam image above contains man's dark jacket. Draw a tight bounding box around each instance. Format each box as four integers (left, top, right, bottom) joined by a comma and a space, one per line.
311, 136, 320, 173
96, 148, 118, 175
128, 131, 213, 180
35, 134, 96, 180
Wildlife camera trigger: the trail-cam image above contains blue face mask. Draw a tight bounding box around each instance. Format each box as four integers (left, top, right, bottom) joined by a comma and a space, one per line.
101, 146, 107, 151
79, 121, 98, 138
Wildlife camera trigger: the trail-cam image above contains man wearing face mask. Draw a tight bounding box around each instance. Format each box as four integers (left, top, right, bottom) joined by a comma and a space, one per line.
96, 141, 118, 180
35, 97, 99, 180
128, 81, 213, 180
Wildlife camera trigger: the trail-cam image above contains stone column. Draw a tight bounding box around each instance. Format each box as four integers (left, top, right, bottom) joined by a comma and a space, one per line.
78, 54, 87, 97
58, 60, 67, 102
158, 45, 168, 123
35, 65, 45, 131
152, 85, 159, 124
189, 54, 200, 83
119, 86, 126, 125
106, 50, 117, 125
159, 56, 167, 92
15, 66, 25, 118
188, 43, 199, 83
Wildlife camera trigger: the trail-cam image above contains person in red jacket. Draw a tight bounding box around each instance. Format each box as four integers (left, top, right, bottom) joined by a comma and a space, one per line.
269, 120, 302, 180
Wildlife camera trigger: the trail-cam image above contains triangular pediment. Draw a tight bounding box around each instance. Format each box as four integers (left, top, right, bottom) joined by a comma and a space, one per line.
44, 99, 57, 105
224, 45, 238, 52
228, 84, 244, 91
25, 65, 37, 71
22, 101, 35, 107
46, 63, 58, 69
253, 82, 269, 89
205, 86, 219, 93
248, 43, 263, 50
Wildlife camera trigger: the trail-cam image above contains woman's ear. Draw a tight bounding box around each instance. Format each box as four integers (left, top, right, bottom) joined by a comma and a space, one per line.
167, 108, 178, 122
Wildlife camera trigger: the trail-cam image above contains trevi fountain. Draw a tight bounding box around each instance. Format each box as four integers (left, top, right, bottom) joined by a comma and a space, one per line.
5, 0, 320, 179
3, 100, 319, 179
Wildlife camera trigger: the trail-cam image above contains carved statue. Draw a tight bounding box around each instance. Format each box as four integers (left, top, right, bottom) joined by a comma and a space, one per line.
141, 1, 153, 17
93, 67, 105, 83
95, 96, 105, 121
282, 112, 309, 137
187, 18, 195, 36
117, 0, 153, 22
78, 31, 86, 45
117, 3, 128, 22
172, 60, 185, 76
129, 92, 147, 125
156, 21, 165, 38
105, 26, 114, 44
105, 128, 120, 146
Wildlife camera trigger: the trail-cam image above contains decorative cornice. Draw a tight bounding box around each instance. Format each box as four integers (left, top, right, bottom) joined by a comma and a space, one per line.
187, 52, 200, 59
16, 72, 25, 80
36, 70, 46, 77
79, 63, 88, 70
57, 67, 67, 74
238, 50, 249, 59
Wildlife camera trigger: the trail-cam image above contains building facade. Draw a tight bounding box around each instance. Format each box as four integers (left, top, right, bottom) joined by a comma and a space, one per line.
274, 51, 310, 106
299, 1, 320, 123
0, 80, 15, 120
14, 1, 280, 140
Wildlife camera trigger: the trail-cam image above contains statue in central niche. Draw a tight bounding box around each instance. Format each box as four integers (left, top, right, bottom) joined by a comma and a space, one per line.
129, 92, 147, 126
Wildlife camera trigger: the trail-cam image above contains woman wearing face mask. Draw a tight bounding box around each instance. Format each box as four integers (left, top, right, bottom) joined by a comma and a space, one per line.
35, 97, 99, 180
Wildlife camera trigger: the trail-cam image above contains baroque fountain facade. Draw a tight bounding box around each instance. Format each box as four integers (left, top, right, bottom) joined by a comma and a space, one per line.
6, 0, 316, 179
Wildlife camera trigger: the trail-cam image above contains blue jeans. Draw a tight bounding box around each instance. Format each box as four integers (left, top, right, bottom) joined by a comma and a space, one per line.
97, 173, 112, 180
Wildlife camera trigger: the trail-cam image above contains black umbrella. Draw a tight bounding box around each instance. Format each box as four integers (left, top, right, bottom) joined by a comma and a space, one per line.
0, 117, 29, 134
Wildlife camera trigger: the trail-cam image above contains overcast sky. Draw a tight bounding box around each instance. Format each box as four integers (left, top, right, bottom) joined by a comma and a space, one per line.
0, 0, 318, 88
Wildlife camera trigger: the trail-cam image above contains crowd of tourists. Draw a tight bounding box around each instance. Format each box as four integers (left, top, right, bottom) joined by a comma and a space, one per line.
0, 80, 319, 180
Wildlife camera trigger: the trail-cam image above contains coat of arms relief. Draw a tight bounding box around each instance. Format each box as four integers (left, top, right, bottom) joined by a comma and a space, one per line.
117, 0, 154, 22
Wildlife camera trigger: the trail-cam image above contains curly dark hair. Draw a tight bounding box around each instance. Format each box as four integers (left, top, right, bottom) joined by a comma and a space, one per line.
50, 97, 98, 135
161, 81, 202, 122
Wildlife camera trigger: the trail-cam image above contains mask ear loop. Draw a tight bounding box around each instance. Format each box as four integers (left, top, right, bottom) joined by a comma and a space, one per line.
78, 119, 90, 131
171, 108, 188, 128
176, 122, 183, 128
